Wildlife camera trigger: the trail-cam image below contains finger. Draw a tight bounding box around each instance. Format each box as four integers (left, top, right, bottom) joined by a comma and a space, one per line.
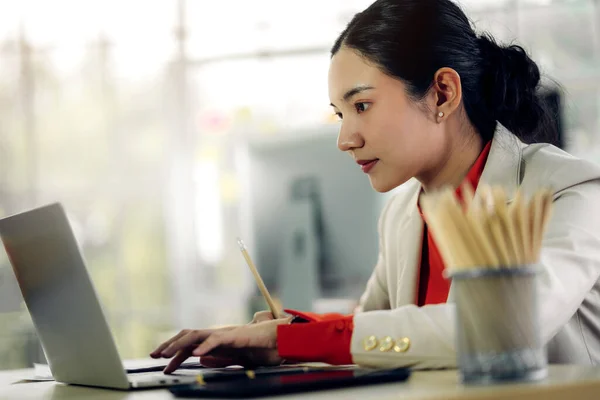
193, 331, 235, 356
251, 311, 275, 324
164, 348, 193, 374
162, 330, 215, 357
150, 330, 190, 358
151, 330, 190, 357
194, 322, 281, 357
154, 326, 236, 358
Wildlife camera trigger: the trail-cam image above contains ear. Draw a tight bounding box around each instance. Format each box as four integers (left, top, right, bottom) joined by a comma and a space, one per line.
429, 67, 462, 122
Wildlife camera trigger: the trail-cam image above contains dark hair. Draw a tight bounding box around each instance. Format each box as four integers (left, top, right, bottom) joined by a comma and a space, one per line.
331, 0, 557, 144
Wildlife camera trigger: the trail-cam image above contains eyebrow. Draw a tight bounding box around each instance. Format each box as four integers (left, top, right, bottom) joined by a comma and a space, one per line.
330, 85, 375, 107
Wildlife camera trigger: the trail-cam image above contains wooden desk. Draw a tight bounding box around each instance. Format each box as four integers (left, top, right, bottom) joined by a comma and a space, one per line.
2, 365, 600, 400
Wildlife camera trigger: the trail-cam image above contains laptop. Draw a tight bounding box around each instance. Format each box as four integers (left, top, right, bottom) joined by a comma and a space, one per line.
0, 203, 200, 390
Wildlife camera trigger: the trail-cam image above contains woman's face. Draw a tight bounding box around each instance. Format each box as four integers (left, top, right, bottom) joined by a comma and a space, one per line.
328, 47, 445, 193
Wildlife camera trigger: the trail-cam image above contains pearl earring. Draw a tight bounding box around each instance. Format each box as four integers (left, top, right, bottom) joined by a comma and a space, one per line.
438, 112, 444, 118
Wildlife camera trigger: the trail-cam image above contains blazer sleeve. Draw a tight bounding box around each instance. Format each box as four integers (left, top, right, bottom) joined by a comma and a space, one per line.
356, 196, 394, 312
350, 181, 600, 369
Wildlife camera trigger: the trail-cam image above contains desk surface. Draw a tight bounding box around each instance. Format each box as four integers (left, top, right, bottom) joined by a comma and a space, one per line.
2, 365, 600, 400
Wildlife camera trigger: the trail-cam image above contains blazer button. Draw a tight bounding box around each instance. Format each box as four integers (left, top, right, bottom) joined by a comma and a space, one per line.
379, 336, 394, 352
394, 337, 411, 353
363, 336, 378, 351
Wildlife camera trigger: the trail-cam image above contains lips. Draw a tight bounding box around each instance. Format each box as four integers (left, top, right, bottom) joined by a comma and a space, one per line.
357, 159, 379, 173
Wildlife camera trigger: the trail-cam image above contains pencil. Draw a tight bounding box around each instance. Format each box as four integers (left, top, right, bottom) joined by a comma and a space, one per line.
237, 237, 282, 319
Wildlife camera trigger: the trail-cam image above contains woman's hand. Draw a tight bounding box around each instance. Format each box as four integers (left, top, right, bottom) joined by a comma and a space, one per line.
150, 316, 291, 373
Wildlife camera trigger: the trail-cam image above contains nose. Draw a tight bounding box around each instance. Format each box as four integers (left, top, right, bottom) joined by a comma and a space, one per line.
337, 122, 365, 152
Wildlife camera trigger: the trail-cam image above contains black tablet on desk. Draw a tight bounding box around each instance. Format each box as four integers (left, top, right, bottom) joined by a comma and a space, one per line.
169, 367, 411, 398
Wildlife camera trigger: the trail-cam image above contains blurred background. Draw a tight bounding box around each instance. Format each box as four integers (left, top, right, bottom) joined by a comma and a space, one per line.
0, 0, 598, 369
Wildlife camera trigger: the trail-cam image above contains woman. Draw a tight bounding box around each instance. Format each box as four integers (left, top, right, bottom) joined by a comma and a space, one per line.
151, 0, 600, 372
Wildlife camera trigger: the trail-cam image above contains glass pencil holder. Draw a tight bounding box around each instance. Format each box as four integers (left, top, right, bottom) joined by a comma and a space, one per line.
448, 265, 548, 385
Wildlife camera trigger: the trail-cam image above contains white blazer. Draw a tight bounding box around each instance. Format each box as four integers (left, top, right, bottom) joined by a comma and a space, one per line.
351, 125, 600, 369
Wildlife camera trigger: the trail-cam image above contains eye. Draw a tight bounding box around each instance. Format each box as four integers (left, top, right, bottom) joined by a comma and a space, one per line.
333, 111, 343, 120
355, 102, 371, 114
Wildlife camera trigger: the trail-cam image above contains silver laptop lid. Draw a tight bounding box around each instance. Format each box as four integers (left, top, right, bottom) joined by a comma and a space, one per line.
0, 203, 129, 389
